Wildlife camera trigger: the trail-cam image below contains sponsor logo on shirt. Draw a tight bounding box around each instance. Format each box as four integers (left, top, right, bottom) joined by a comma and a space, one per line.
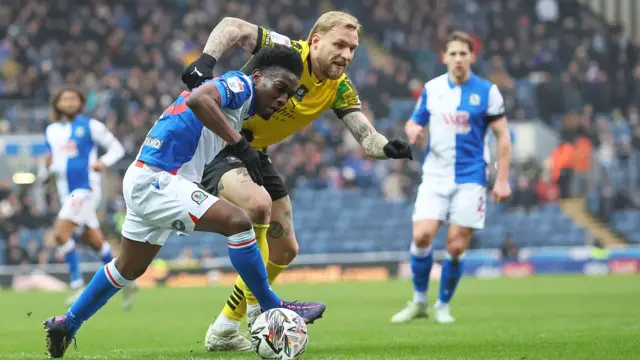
226, 77, 245, 93
441, 111, 471, 134
143, 136, 163, 150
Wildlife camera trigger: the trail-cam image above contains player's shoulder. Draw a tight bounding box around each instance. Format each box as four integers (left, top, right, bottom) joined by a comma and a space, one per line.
291, 40, 308, 56
213, 71, 252, 85
208, 71, 253, 95
335, 73, 356, 89
71, 115, 93, 128
469, 73, 496, 92
424, 73, 450, 93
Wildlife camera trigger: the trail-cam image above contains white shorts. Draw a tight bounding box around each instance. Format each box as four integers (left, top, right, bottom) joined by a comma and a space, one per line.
413, 180, 487, 229
58, 189, 100, 229
121, 161, 219, 246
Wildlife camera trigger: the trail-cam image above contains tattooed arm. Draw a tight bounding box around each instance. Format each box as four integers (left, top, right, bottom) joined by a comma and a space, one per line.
202, 17, 260, 59
341, 111, 390, 159
182, 19, 291, 89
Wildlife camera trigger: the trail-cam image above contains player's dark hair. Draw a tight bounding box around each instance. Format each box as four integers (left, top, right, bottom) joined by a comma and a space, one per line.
49, 86, 86, 122
251, 46, 304, 79
443, 31, 474, 53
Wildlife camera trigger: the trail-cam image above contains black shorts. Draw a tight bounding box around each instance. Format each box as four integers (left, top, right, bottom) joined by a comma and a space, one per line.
199, 145, 288, 201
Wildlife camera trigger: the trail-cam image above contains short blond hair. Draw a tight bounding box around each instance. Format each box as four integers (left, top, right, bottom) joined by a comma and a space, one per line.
306, 11, 361, 42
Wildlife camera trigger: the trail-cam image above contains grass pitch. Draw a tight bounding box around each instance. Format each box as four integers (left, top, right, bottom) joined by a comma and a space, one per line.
1, 275, 639, 359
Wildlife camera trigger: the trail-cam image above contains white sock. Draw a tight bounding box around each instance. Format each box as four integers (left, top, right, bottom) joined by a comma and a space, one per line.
57, 238, 76, 256
413, 291, 427, 304
247, 303, 261, 313
410, 243, 432, 257
70, 279, 85, 289
99, 242, 112, 257
435, 300, 449, 309
213, 313, 241, 331
105, 258, 134, 288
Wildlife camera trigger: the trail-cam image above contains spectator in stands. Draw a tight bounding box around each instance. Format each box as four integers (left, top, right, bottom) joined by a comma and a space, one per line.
535, 169, 560, 204
598, 184, 632, 222
500, 233, 519, 261
549, 140, 575, 199
6, 232, 29, 265
25, 239, 41, 264
510, 175, 539, 212
631, 123, 640, 151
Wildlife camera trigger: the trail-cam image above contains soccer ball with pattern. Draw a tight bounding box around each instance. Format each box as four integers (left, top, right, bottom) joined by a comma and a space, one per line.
250, 308, 308, 359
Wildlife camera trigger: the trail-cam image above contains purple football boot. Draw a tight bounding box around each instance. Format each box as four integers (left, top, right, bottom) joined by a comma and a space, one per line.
280, 300, 326, 324
43, 315, 78, 358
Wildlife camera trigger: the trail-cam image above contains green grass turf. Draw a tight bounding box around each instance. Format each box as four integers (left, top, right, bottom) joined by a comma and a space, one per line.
1, 275, 639, 359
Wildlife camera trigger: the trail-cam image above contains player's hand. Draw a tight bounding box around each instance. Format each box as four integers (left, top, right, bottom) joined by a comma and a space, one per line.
383, 139, 413, 160
405, 120, 424, 145
91, 160, 106, 172
491, 179, 512, 203
228, 138, 263, 186
181, 54, 217, 90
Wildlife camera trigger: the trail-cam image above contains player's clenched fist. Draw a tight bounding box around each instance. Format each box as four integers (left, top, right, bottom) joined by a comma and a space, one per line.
404, 119, 425, 145
383, 139, 413, 160
228, 138, 264, 186
182, 54, 217, 90
491, 179, 512, 203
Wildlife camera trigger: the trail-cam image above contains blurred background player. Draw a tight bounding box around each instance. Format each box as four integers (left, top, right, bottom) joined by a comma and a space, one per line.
180, 11, 414, 351
391, 31, 512, 324
44, 87, 136, 309
43, 47, 326, 359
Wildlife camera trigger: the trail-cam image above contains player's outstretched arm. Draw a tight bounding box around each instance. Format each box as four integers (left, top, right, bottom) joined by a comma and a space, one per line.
182, 18, 261, 89
203, 17, 260, 60
341, 111, 413, 160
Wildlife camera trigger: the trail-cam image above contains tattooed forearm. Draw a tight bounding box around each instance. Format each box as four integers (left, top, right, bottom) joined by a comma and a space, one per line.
341, 111, 389, 159
203, 17, 259, 59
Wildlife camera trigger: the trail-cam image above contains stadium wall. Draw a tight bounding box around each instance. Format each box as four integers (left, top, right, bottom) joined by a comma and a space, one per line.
2, 246, 639, 290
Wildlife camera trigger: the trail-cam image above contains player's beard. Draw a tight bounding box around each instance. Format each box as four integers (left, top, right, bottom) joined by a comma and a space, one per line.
320, 58, 347, 80
58, 107, 80, 120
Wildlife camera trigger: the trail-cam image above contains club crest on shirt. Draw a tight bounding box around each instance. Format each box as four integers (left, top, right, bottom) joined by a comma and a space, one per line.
191, 190, 208, 205
74, 127, 85, 137
469, 93, 480, 106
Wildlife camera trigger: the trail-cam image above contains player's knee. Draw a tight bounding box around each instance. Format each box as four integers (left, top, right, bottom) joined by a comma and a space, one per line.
54, 233, 67, 246
446, 239, 468, 258
114, 258, 147, 280
224, 209, 254, 237
244, 196, 272, 224
412, 230, 435, 248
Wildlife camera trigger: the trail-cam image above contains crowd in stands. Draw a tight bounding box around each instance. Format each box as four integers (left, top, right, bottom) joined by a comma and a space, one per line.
2, 0, 640, 263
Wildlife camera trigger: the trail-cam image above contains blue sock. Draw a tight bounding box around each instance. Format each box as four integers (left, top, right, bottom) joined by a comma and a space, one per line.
227, 229, 281, 310
59, 239, 82, 287
66, 259, 131, 328
98, 242, 113, 264
438, 252, 464, 304
410, 243, 433, 303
